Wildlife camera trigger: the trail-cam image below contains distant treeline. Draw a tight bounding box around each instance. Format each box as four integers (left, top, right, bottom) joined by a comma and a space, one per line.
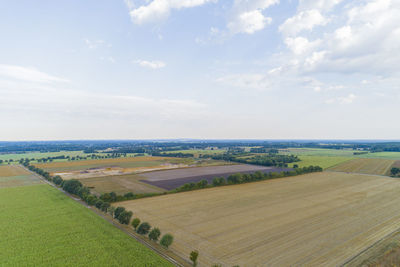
201, 153, 300, 167
151, 152, 194, 158
2, 140, 400, 155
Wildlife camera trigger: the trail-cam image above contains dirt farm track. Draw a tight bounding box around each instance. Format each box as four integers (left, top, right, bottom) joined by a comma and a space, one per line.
119, 172, 400, 266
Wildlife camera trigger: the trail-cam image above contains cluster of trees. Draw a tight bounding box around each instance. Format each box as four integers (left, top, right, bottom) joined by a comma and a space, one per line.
249, 148, 279, 153
151, 152, 194, 158
391, 167, 400, 177
353, 151, 369, 155
174, 166, 323, 193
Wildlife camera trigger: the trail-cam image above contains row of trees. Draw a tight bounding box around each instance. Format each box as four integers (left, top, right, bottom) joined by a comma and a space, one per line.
174, 166, 323, 193
109, 206, 174, 249
22, 161, 176, 253
99, 191, 162, 203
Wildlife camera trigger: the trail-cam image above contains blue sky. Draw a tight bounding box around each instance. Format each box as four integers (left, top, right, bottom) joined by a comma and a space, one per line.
0, 0, 399, 140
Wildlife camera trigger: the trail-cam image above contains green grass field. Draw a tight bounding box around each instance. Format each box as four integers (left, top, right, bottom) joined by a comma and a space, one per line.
164, 149, 226, 157
288, 155, 353, 169
0, 184, 172, 266
280, 148, 356, 157
357, 152, 400, 160
0, 151, 142, 164
328, 158, 395, 176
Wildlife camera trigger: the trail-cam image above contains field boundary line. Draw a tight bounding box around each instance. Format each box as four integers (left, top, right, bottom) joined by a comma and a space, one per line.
19, 164, 188, 267
341, 227, 400, 266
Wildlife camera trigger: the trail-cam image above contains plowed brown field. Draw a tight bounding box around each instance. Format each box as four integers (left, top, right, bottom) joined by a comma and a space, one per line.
119, 172, 400, 266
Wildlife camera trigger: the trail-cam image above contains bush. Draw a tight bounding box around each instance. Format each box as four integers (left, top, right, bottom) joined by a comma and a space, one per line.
62, 179, 83, 195
137, 222, 151, 235
95, 199, 104, 209
148, 228, 161, 241
160, 234, 174, 249
212, 177, 226, 186
100, 202, 110, 212
85, 195, 97, 206
114, 207, 125, 219
190, 250, 199, 267
117, 211, 133, 225
131, 218, 140, 230
53, 175, 63, 185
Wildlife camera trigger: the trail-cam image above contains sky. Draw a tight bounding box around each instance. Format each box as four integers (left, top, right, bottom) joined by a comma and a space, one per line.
0, 0, 399, 140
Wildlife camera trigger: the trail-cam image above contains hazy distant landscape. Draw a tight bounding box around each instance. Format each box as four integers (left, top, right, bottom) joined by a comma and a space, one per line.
1, 0, 400, 266
1, 140, 400, 266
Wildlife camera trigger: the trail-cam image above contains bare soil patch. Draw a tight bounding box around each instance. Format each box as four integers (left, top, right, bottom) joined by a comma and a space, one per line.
141, 165, 291, 190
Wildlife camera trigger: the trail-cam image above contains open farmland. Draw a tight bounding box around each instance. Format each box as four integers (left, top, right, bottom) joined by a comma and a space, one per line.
119, 172, 400, 266
287, 155, 353, 169
34, 156, 229, 180
80, 173, 166, 195
0, 165, 42, 188
140, 164, 291, 190
0, 183, 172, 266
280, 148, 357, 157
34, 156, 171, 172
0, 150, 100, 162
328, 158, 395, 175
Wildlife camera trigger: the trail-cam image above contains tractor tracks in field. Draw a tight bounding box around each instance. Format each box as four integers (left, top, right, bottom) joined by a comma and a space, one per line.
19, 164, 188, 267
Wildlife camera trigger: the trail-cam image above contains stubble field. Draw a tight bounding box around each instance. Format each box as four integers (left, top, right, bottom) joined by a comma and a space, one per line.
119, 172, 400, 266
0, 165, 42, 188
328, 158, 395, 175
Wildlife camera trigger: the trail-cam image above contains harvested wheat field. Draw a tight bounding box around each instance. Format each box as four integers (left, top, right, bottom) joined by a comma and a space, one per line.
0, 165, 30, 177
328, 158, 395, 175
80, 174, 165, 195
0, 165, 42, 188
119, 172, 400, 266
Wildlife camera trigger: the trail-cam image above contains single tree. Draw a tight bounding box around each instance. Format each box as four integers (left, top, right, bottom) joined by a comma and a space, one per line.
108, 206, 116, 217
190, 250, 199, 267
114, 206, 125, 219
117, 211, 133, 225
100, 202, 110, 213
95, 199, 104, 209
131, 218, 140, 230
148, 228, 161, 241
62, 179, 83, 195
137, 222, 151, 235
160, 233, 174, 249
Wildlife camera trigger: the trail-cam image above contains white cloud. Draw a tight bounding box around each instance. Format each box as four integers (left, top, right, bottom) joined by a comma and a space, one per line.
134, 60, 166, 69
279, 9, 328, 36
298, 0, 344, 11
284, 36, 321, 55
228, 9, 271, 34
227, 0, 279, 34
278, 0, 400, 75
126, 0, 217, 24
0, 64, 68, 83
